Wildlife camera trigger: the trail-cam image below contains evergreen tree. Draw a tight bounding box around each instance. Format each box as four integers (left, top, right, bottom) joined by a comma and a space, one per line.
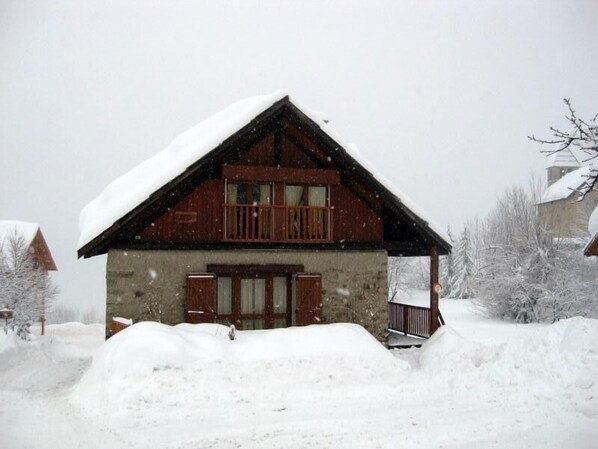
441, 226, 455, 297
448, 226, 475, 299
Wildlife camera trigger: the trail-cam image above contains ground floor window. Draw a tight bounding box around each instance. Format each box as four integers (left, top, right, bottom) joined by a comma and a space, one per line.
186, 265, 322, 329
210, 266, 296, 330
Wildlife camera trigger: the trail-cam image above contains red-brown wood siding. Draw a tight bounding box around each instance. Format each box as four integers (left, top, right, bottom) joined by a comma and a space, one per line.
135, 118, 384, 245
284, 124, 333, 167
139, 179, 222, 243
235, 134, 275, 166
280, 135, 320, 168
330, 184, 383, 242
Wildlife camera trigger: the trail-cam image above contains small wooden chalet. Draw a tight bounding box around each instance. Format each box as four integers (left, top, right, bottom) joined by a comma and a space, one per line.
77, 92, 451, 340
0, 220, 58, 335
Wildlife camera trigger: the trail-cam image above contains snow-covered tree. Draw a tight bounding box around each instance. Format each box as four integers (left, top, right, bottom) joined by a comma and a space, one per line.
388, 257, 410, 302
440, 226, 455, 297
0, 230, 58, 339
474, 183, 598, 322
529, 98, 598, 198
448, 226, 475, 299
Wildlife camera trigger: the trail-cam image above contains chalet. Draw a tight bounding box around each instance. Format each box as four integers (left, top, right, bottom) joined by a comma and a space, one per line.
0, 220, 58, 335
77, 91, 451, 340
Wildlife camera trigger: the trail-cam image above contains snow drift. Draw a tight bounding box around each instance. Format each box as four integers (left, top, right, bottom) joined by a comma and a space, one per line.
419, 317, 598, 417
71, 322, 408, 414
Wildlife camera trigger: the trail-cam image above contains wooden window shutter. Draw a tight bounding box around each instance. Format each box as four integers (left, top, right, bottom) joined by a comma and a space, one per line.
186, 273, 216, 324
295, 273, 322, 326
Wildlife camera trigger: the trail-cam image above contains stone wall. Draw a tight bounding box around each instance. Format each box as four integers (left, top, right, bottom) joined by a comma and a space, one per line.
105, 249, 388, 340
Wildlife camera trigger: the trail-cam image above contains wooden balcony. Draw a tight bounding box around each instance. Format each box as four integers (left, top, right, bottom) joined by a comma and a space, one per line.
223, 204, 332, 243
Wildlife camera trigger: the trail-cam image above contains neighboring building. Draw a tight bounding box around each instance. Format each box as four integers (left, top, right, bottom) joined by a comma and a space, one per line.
0, 220, 58, 334
537, 149, 598, 239
78, 92, 451, 340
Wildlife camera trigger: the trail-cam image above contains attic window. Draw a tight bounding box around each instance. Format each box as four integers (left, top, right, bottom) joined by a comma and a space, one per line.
175, 212, 198, 224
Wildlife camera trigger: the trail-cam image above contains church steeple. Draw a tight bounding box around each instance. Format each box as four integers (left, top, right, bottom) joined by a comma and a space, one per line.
545, 149, 581, 186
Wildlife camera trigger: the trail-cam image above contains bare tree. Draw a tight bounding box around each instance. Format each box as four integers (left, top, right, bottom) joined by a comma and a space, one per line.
0, 230, 58, 339
529, 98, 598, 198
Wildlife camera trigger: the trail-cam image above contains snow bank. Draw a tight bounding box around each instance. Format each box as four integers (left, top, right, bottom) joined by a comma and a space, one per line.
418, 317, 598, 417
78, 91, 449, 250
72, 322, 407, 414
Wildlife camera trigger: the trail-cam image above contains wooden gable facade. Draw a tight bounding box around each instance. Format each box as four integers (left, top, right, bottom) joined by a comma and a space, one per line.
79, 95, 450, 340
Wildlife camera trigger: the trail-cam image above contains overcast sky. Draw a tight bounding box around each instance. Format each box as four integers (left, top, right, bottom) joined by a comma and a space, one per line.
1, 0, 597, 316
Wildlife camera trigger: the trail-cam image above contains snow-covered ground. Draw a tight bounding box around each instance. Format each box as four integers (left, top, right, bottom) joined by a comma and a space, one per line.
1, 299, 597, 449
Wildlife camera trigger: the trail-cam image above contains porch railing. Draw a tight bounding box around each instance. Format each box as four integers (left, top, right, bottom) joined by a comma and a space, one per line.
223, 204, 332, 242
388, 303, 432, 338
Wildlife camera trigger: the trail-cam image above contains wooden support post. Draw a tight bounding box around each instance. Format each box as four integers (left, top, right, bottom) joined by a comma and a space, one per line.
429, 246, 439, 335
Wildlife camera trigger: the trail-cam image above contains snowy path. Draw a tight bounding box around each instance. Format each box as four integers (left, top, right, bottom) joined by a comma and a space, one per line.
1, 304, 597, 449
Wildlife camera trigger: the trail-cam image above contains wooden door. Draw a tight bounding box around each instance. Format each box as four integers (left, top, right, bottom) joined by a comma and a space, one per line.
186, 273, 216, 323
295, 273, 322, 326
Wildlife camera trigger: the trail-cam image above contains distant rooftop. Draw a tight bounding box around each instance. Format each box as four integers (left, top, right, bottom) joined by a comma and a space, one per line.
539, 166, 590, 204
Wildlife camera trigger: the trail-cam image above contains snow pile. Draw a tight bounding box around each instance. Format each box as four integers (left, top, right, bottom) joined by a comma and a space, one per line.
72, 322, 408, 413
418, 317, 598, 416
3, 305, 598, 448
78, 91, 450, 250
540, 165, 591, 203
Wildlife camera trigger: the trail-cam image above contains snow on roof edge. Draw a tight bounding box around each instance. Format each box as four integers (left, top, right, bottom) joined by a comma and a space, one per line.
78, 90, 288, 250
78, 91, 450, 251
287, 97, 451, 246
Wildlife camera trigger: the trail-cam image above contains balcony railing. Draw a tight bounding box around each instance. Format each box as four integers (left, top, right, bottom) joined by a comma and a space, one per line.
223, 204, 332, 242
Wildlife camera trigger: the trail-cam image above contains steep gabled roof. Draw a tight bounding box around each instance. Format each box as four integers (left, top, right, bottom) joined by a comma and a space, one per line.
78, 91, 451, 258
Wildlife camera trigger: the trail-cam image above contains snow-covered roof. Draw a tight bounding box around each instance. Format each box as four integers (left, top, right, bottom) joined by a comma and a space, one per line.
539, 166, 591, 204
544, 149, 581, 169
78, 90, 450, 251
0, 220, 39, 253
